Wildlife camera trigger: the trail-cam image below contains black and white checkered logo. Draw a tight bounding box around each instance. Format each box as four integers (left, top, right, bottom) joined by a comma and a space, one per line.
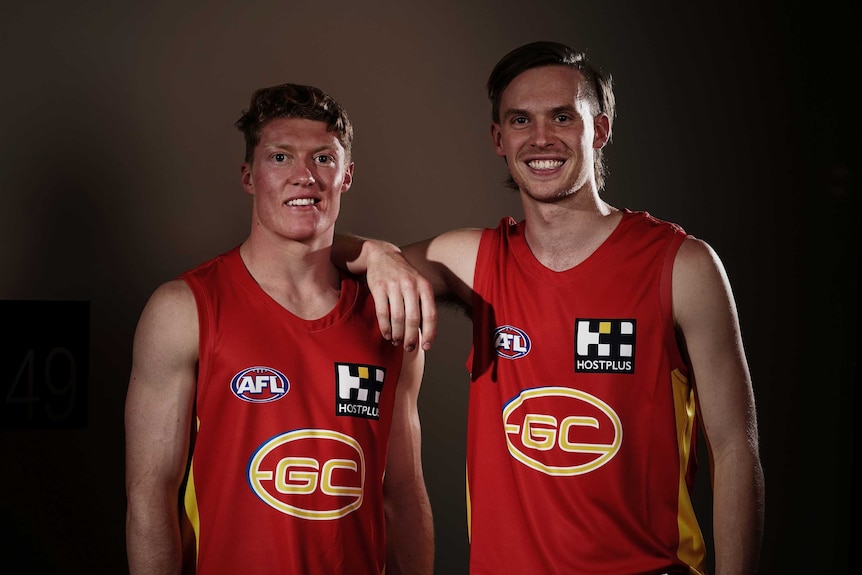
575, 319, 636, 374
335, 363, 385, 419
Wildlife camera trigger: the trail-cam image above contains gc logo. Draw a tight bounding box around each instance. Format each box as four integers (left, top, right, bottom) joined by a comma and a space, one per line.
248, 429, 365, 520
503, 386, 622, 476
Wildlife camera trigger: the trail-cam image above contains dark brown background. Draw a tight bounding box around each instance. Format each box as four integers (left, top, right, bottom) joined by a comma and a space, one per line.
1, 1, 858, 573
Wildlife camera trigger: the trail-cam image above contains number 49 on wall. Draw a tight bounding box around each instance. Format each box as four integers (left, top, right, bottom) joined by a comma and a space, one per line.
0, 301, 89, 429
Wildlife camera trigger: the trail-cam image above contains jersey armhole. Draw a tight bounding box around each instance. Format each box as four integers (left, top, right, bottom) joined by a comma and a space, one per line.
181, 274, 209, 392
661, 232, 689, 372
467, 226, 500, 382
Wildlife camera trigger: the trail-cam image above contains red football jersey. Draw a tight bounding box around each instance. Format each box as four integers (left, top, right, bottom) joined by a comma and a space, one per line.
466, 212, 705, 574
180, 248, 403, 574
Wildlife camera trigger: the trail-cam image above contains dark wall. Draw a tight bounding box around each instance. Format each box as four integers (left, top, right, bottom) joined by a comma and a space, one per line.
1, 1, 857, 573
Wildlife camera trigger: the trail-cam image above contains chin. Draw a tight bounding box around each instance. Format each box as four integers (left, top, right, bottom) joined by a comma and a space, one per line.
520, 182, 571, 199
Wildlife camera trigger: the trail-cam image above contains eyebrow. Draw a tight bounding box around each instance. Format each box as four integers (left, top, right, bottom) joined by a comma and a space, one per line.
262, 142, 341, 155
502, 108, 530, 120
502, 104, 578, 120
549, 105, 578, 116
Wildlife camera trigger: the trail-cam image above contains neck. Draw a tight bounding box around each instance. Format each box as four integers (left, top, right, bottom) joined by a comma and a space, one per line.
239, 235, 342, 319
520, 187, 621, 271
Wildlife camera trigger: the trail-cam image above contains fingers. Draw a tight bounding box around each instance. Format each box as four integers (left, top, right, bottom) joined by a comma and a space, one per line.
364, 250, 438, 351
418, 283, 437, 351
369, 276, 438, 352
397, 275, 437, 352
371, 288, 395, 344
387, 284, 417, 353
388, 290, 407, 349
369, 281, 410, 350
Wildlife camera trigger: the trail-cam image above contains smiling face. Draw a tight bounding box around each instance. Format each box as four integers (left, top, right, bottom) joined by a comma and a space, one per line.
241, 117, 353, 246
491, 65, 609, 204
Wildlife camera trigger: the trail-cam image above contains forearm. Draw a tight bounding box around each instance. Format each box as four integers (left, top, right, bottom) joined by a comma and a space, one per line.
711, 446, 765, 575
126, 492, 184, 575
331, 233, 438, 350
385, 482, 434, 575
332, 233, 401, 275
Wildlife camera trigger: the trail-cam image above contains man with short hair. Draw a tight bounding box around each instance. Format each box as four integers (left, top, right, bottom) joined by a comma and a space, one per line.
337, 41, 764, 574
125, 83, 433, 575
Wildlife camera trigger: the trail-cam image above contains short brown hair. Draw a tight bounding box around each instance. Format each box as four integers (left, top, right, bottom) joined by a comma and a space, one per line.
235, 83, 353, 163
487, 42, 615, 190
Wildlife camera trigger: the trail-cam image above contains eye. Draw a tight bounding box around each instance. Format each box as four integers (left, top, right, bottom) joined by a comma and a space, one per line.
512, 116, 528, 125
314, 154, 335, 165
273, 153, 287, 162
555, 114, 571, 123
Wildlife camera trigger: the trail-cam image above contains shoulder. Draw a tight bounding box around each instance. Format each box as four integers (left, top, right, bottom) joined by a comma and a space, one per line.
405, 227, 485, 299
620, 209, 688, 237
180, 248, 238, 283
433, 226, 486, 246
429, 222, 511, 262
134, 279, 199, 355
674, 237, 726, 280
672, 238, 736, 327
146, 279, 197, 315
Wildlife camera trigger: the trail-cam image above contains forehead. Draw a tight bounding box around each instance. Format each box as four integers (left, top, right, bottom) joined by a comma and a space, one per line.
257, 117, 345, 154
499, 65, 589, 113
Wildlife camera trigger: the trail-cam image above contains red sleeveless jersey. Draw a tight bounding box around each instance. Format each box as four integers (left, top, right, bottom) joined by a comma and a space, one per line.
467, 212, 705, 574
180, 247, 403, 574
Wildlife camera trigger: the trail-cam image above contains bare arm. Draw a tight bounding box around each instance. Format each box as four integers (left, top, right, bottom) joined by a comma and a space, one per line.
383, 341, 433, 575
332, 230, 482, 350
673, 239, 765, 575
125, 280, 199, 575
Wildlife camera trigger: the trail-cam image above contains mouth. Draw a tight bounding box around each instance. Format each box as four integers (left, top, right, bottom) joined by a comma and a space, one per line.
284, 198, 319, 207
526, 159, 565, 171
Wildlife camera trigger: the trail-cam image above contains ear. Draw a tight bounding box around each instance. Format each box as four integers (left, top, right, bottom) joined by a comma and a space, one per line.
490, 123, 506, 157
240, 162, 254, 196
593, 113, 611, 149
340, 162, 354, 193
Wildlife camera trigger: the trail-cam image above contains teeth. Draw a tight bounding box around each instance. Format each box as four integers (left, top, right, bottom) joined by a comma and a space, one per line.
527, 159, 563, 170
286, 198, 316, 206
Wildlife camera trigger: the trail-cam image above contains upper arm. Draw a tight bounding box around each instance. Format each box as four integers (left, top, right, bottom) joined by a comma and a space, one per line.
401, 228, 483, 304
673, 239, 758, 458
125, 279, 200, 497
384, 343, 426, 490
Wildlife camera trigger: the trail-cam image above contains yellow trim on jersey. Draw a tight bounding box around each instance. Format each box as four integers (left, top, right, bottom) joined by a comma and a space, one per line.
672, 368, 706, 575
466, 464, 472, 543
183, 416, 202, 563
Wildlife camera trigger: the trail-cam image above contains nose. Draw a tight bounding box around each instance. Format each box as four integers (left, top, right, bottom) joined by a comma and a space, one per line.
531, 119, 554, 147
292, 163, 316, 186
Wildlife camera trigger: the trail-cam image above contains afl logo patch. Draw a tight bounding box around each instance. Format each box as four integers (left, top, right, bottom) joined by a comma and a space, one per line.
494, 325, 531, 359
231, 366, 289, 403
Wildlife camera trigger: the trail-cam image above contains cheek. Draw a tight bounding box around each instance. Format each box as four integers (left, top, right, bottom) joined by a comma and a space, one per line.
256, 173, 282, 192
496, 133, 521, 158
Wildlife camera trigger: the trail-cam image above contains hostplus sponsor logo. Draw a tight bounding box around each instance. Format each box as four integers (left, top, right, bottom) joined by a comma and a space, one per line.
335, 363, 385, 420
494, 325, 531, 360
231, 366, 290, 403
575, 319, 636, 374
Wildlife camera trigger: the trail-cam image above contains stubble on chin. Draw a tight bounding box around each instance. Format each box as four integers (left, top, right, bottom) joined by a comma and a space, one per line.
518, 179, 580, 202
